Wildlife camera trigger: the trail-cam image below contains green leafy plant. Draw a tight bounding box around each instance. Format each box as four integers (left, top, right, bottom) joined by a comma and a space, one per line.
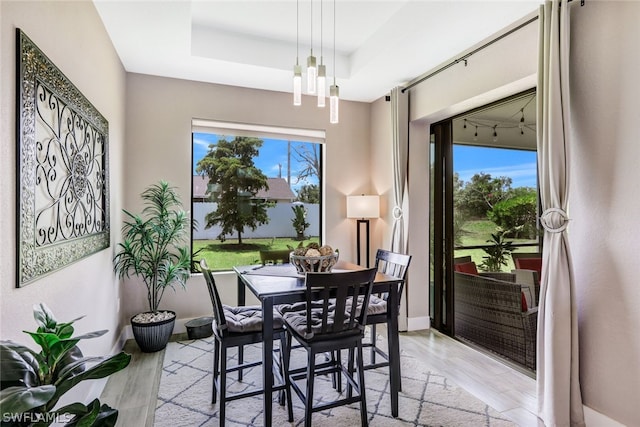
113, 180, 191, 313
487, 190, 538, 239
291, 204, 310, 240
479, 230, 515, 272
0, 303, 131, 426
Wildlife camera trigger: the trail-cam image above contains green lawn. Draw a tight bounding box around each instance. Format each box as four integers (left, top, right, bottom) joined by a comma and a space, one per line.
455, 219, 538, 271
194, 236, 320, 271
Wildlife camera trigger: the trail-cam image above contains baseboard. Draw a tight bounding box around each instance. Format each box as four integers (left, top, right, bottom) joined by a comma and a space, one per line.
407, 316, 430, 331
584, 406, 625, 427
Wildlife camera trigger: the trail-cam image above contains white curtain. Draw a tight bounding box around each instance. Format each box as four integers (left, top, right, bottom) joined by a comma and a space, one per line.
390, 87, 409, 254
536, 1, 584, 426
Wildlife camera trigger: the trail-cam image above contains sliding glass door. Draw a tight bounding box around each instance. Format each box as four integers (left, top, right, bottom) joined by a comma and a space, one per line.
430, 90, 539, 336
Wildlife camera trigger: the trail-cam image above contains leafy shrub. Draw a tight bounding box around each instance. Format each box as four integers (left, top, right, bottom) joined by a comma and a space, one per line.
487, 192, 538, 239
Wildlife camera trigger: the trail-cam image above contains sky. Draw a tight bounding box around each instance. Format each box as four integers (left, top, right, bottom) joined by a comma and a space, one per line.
192, 133, 319, 193
193, 133, 537, 193
454, 145, 537, 188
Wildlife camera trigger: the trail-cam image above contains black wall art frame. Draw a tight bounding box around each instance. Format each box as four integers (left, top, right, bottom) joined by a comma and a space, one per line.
16, 29, 110, 287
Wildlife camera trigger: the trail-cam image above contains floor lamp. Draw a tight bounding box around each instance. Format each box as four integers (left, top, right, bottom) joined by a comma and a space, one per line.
346, 195, 380, 267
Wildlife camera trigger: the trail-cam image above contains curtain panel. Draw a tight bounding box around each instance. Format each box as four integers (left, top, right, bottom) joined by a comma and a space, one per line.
390, 87, 409, 255
536, 1, 585, 426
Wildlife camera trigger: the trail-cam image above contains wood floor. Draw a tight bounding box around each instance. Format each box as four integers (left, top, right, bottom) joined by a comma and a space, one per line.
101, 329, 537, 426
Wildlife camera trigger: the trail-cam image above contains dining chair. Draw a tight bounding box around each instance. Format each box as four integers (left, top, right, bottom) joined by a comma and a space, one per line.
363, 249, 412, 386
279, 268, 377, 427
259, 248, 292, 265
200, 260, 293, 425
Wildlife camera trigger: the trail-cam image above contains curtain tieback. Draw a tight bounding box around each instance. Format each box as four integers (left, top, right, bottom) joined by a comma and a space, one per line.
540, 208, 569, 233
392, 206, 403, 220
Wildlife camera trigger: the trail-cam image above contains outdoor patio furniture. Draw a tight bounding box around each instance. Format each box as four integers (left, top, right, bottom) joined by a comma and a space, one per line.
454, 265, 537, 370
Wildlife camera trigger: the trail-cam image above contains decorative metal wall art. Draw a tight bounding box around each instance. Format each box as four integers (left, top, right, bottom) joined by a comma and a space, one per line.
16, 29, 110, 287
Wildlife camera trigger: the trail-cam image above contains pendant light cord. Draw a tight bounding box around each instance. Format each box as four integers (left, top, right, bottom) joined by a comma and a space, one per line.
320, 0, 323, 61
310, 0, 313, 55
333, 0, 336, 85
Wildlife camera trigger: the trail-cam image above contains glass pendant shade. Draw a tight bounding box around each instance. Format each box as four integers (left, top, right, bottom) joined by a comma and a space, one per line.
329, 84, 339, 124
307, 55, 317, 94
317, 64, 326, 107
293, 64, 302, 106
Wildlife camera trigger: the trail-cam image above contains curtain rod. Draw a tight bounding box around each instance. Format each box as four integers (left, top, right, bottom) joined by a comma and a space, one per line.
401, 0, 583, 94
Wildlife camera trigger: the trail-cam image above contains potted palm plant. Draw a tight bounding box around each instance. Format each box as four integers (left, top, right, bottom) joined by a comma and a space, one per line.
479, 229, 515, 272
113, 181, 191, 352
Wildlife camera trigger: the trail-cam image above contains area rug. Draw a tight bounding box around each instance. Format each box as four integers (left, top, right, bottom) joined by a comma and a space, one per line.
155, 335, 516, 426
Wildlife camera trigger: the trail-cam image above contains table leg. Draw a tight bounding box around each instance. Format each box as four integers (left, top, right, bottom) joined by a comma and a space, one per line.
262, 297, 274, 427
237, 276, 246, 306
387, 284, 400, 417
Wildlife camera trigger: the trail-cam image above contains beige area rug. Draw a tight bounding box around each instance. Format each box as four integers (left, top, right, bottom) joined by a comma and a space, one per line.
155, 335, 516, 427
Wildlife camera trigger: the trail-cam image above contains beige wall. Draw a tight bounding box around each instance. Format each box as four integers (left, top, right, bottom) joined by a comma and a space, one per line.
569, 3, 640, 425
0, 0, 126, 401
368, 4, 640, 425
380, 14, 539, 329
2, 1, 637, 424
122, 73, 373, 326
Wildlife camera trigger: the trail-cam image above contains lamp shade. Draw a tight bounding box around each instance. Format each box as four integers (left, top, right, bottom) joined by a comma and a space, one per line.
346, 195, 380, 219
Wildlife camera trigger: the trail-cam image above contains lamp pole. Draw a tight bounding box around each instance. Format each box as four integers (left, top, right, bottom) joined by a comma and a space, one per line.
346, 194, 379, 268
356, 218, 371, 267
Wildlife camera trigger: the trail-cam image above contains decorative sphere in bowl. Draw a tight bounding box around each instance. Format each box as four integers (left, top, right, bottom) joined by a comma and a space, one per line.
290, 251, 339, 274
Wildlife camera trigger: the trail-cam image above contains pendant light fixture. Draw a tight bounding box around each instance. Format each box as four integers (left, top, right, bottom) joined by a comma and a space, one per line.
307, 0, 317, 95
317, 0, 326, 107
293, 0, 302, 106
329, 0, 339, 123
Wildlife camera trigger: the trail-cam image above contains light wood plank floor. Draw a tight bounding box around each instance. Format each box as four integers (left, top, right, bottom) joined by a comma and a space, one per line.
401, 329, 538, 427
101, 329, 538, 426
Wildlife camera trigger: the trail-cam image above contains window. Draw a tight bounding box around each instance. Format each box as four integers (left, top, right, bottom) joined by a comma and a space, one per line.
191, 120, 324, 271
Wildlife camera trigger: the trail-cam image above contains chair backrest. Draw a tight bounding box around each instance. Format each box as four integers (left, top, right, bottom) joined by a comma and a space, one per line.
200, 259, 228, 334
303, 268, 377, 339
511, 252, 542, 276
454, 255, 473, 265
374, 249, 412, 301
259, 249, 292, 265
511, 252, 542, 262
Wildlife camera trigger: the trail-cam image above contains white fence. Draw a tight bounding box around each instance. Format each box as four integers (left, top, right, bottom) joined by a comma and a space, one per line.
192, 202, 320, 240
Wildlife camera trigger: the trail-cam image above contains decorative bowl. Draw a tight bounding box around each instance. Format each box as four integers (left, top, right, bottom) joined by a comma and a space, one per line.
290, 251, 339, 274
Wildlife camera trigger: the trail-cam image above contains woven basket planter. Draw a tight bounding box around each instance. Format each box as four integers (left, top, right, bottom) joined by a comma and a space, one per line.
131, 311, 176, 353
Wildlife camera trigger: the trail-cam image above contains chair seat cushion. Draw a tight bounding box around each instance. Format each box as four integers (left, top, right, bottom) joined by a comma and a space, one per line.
367, 295, 388, 315
282, 308, 361, 341
276, 300, 327, 315
343, 295, 387, 317
221, 305, 283, 333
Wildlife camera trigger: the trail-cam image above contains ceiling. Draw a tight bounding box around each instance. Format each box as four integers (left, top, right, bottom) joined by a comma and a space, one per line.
453, 91, 537, 149
93, 0, 540, 103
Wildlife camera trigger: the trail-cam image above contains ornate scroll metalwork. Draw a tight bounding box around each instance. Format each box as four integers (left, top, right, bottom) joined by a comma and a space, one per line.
16, 29, 110, 287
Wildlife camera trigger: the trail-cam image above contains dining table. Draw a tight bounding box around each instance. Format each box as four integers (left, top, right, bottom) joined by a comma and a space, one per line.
233, 260, 402, 427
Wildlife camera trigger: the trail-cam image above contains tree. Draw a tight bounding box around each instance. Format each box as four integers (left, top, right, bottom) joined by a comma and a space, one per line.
196, 136, 269, 244
291, 204, 310, 240
488, 189, 538, 239
296, 184, 319, 203
292, 143, 320, 183
457, 172, 512, 218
